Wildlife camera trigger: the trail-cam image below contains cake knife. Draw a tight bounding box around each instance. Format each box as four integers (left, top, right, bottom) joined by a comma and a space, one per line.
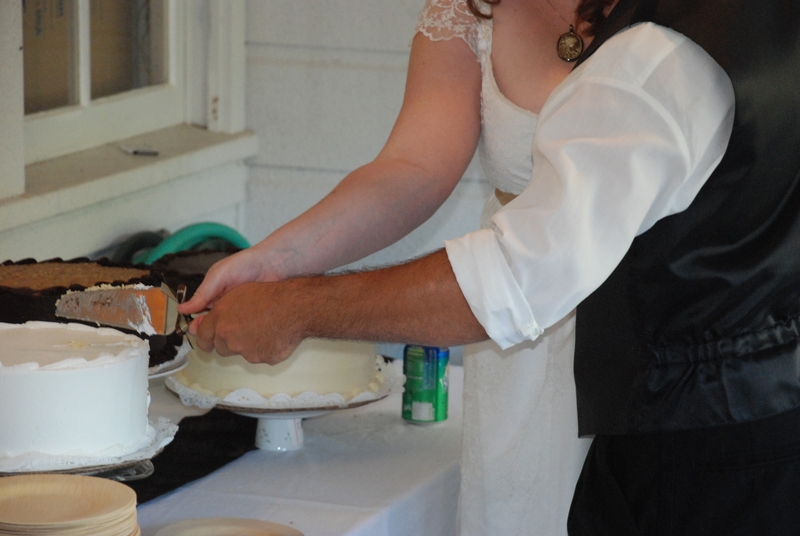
54, 282, 191, 336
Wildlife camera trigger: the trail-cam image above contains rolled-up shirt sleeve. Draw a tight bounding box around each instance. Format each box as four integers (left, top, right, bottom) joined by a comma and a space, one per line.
445, 22, 735, 349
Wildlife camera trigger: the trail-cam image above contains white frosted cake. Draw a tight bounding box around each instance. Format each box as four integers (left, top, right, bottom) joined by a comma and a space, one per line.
0, 321, 151, 459
174, 339, 385, 402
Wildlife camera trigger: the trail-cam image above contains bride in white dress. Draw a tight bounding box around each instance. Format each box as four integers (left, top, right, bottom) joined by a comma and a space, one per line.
182, 0, 607, 533
415, 2, 593, 534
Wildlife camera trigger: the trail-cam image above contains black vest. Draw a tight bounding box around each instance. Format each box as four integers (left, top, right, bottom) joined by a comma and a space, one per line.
573, 0, 800, 435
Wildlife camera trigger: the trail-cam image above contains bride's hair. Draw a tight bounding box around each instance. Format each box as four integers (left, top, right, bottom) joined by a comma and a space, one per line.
466, 0, 616, 36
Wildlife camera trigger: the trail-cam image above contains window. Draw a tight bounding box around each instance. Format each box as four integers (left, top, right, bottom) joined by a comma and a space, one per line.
1, 0, 246, 205
23, 0, 166, 114
22, 0, 185, 165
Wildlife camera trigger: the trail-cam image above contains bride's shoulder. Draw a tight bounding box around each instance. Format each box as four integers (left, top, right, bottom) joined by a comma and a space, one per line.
414, 0, 487, 55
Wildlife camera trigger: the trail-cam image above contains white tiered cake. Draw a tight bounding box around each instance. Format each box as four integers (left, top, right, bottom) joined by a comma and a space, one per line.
0, 321, 152, 459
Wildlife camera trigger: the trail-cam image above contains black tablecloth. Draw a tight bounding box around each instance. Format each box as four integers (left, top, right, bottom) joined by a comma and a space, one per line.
125, 409, 257, 504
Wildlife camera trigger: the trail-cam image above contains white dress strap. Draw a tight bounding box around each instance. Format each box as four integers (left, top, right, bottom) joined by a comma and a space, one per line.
414, 0, 483, 55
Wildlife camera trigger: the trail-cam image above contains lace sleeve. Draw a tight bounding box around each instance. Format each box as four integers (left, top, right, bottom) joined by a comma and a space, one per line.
414, 0, 483, 55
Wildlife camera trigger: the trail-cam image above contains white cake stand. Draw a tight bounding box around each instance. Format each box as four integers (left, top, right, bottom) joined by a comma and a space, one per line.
215, 397, 388, 452
165, 376, 396, 452
230, 409, 331, 452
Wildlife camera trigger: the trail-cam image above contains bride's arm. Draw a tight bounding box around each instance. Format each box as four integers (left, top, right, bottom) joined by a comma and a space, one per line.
181, 33, 482, 314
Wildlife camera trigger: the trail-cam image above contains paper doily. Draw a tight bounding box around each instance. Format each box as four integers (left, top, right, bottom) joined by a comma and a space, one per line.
0, 417, 178, 474
165, 357, 403, 411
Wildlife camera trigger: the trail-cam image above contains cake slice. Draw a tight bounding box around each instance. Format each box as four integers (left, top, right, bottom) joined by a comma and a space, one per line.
56, 284, 179, 336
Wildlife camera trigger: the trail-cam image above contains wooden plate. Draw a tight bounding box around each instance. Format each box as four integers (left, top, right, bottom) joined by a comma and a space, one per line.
0, 474, 135, 527
155, 517, 304, 536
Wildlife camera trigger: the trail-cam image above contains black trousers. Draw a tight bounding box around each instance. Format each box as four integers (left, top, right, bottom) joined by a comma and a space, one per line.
568, 406, 800, 536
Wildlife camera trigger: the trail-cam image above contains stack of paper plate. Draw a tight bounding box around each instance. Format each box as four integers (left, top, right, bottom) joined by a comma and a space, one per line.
0, 474, 139, 535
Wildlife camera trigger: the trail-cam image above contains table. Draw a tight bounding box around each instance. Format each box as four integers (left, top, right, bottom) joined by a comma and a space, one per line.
137, 361, 463, 536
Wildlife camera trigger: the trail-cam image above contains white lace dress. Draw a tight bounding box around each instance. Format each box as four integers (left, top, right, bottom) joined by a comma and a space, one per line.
416, 2, 593, 535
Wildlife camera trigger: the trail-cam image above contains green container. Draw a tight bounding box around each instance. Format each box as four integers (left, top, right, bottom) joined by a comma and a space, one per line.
402, 345, 449, 423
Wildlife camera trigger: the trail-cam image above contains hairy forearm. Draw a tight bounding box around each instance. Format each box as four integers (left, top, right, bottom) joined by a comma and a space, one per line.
297, 249, 489, 347
192, 249, 489, 363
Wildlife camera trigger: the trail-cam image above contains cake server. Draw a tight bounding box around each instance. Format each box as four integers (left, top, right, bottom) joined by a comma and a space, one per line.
55, 283, 191, 336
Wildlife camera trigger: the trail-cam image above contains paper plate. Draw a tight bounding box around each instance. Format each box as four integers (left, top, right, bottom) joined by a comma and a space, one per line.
0, 473, 136, 527
155, 517, 303, 536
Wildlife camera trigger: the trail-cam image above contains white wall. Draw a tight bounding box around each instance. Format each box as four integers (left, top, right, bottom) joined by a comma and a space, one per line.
0, 1, 25, 200
242, 0, 491, 271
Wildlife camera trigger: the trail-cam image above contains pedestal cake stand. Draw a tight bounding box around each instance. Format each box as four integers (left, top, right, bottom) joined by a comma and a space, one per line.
216, 398, 388, 452
165, 361, 401, 452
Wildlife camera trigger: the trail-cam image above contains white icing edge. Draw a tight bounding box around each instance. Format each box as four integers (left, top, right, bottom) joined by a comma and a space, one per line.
0, 322, 149, 370
79, 283, 152, 291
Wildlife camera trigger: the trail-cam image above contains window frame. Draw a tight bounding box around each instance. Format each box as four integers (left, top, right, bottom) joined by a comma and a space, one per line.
0, 2, 24, 200
1, 0, 246, 206
23, 0, 186, 165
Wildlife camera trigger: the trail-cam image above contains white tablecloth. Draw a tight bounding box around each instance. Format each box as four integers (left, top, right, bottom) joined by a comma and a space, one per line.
138, 361, 463, 536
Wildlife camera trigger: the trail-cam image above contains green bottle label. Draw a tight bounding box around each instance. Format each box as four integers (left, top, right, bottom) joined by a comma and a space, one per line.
402, 345, 449, 423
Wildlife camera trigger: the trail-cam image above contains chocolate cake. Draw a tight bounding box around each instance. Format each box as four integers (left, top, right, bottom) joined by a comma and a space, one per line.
0, 258, 189, 369
0, 250, 241, 370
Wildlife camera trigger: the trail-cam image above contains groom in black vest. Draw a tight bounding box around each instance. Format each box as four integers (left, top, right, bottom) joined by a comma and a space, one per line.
569, 0, 800, 533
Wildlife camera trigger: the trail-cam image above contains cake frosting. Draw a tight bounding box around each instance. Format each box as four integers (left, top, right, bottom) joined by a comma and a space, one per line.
0, 322, 152, 459
174, 339, 385, 403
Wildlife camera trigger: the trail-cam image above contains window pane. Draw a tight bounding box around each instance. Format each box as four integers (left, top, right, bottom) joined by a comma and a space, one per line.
90, 0, 163, 100
23, 0, 72, 115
